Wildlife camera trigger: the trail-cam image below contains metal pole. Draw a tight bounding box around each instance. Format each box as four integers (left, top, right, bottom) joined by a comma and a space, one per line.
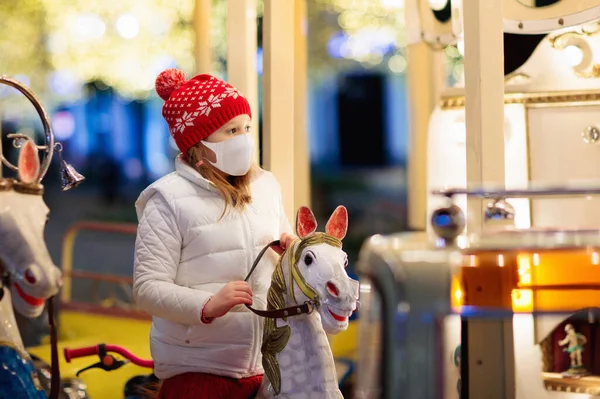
406, 41, 435, 230
226, 0, 259, 163
262, 0, 295, 222
462, 0, 515, 397
193, 0, 212, 74
294, 0, 311, 210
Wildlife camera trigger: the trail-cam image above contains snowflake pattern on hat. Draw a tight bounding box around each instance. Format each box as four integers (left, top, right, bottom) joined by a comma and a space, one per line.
172, 111, 196, 134
198, 94, 223, 117
163, 76, 244, 137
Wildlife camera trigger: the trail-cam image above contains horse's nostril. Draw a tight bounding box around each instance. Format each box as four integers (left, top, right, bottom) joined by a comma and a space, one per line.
326, 281, 339, 297
24, 268, 37, 284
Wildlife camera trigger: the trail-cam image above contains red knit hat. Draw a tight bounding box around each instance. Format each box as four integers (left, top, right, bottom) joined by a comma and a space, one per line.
155, 69, 252, 154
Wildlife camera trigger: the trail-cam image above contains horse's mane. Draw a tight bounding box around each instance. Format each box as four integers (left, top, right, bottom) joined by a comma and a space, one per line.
262, 232, 342, 394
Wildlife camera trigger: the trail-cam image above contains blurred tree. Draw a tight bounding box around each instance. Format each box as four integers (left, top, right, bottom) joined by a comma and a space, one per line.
0, 0, 462, 99
42, 0, 196, 99
0, 0, 48, 94
307, 0, 407, 79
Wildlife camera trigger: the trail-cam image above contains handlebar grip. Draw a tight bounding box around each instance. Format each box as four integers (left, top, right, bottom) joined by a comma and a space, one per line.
64, 345, 99, 362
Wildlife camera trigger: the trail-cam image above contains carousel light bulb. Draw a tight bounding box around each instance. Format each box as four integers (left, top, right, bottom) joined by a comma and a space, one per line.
428, 0, 448, 11
454, 288, 462, 301
564, 44, 583, 67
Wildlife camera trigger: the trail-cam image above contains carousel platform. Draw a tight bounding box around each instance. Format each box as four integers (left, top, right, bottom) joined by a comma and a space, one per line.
543, 372, 600, 395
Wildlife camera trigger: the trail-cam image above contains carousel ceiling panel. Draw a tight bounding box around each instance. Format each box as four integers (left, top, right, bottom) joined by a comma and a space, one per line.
504, 0, 600, 34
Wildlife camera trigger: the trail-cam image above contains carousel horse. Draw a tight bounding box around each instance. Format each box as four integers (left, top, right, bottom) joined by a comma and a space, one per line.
0, 139, 63, 398
249, 205, 359, 399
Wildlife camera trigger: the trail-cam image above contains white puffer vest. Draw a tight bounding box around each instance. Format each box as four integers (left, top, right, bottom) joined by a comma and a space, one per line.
133, 156, 291, 380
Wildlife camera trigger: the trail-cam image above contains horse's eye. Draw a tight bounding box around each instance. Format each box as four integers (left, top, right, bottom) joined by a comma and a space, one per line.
24, 268, 37, 284
304, 253, 313, 266
344, 258, 348, 268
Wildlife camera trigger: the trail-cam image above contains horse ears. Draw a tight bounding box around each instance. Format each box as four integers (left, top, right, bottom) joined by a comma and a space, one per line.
296, 206, 318, 238
325, 206, 348, 240
18, 139, 40, 184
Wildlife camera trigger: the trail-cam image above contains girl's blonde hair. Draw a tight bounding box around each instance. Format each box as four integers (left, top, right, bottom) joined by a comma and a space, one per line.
186, 142, 254, 219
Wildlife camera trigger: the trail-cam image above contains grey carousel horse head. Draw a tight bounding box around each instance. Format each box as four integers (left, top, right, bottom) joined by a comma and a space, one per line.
0, 140, 62, 317
0, 75, 85, 318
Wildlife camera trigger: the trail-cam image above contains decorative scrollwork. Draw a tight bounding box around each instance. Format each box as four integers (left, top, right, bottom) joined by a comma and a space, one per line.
1, 133, 52, 174
504, 72, 531, 85
8, 133, 48, 150
548, 24, 600, 79
0, 75, 55, 182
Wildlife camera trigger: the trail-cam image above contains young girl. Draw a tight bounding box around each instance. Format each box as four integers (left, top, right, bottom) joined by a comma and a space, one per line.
133, 69, 296, 399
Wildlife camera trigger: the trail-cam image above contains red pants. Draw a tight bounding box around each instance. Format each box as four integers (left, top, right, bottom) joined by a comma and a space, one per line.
158, 372, 263, 399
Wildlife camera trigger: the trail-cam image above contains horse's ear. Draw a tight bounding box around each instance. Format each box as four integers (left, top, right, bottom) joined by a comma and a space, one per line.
325, 205, 348, 240
296, 206, 318, 238
18, 139, 40, 184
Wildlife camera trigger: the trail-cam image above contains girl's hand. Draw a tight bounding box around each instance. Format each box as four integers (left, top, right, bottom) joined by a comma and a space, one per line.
203, 281, 253, 319
272, 232, 298, 255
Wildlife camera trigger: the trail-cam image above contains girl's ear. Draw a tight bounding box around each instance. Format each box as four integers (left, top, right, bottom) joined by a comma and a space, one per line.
296, 206, 317, 238
325, 206, 348, 240
18, 139, 40, 183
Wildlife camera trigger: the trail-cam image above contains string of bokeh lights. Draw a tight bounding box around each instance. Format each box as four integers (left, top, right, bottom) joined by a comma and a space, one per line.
0, 0, 464, 102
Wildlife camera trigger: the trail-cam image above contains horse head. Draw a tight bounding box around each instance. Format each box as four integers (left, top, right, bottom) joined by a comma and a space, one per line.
0, 139, 62, 317
285, 205, 359, 334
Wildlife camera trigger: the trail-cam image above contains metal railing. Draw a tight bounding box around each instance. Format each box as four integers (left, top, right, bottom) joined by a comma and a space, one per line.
60, 221, 138, 303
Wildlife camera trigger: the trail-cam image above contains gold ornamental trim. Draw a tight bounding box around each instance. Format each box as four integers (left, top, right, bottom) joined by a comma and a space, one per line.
543, 372, 600, 395
440, 90, 600, 110
0, 178, 44, 195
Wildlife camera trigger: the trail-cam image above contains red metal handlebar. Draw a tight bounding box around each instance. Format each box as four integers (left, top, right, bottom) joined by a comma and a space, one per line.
64, 344, 154, 368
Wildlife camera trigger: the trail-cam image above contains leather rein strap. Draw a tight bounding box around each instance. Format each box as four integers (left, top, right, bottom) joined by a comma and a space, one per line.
243, 240, 316, 319
48, 296, 60, 399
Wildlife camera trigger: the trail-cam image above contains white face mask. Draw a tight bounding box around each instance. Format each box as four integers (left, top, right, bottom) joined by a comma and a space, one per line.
201, 134, 254, 176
